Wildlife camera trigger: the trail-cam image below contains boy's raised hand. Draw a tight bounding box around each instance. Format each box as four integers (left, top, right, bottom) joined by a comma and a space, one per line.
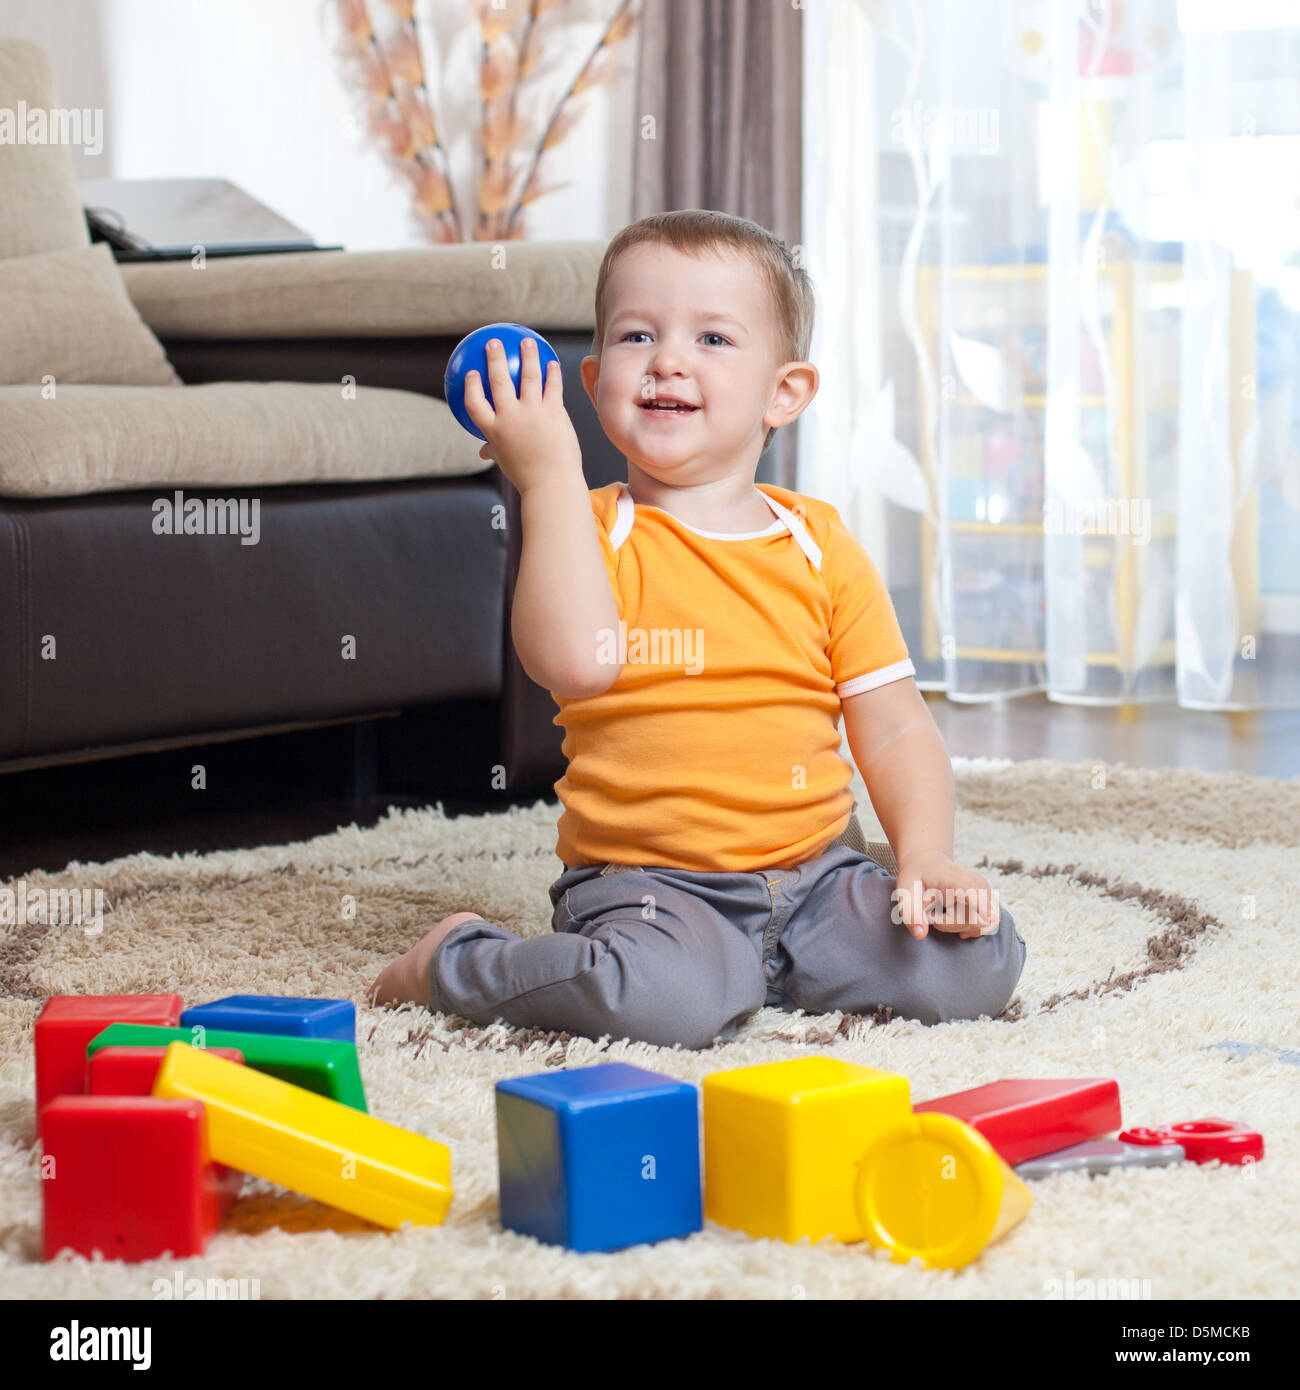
893, 849, 1001, 941
463, 336, 582, 494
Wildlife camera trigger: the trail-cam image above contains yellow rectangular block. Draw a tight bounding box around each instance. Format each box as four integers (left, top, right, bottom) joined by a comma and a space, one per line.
153, 1042, 451, 1230
703, 1056, 910, 1243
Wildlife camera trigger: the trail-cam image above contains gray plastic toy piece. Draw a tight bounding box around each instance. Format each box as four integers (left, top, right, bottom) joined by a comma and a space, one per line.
1015, 1139, 1186, 1179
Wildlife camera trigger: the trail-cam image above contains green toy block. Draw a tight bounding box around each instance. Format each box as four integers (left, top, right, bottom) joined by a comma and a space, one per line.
85, 1023, 368, 1112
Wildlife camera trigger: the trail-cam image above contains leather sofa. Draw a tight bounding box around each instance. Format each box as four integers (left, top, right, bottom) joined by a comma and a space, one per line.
0, 331, 625, 796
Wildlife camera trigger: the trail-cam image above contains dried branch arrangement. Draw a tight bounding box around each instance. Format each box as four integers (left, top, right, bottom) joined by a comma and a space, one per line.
335, 0, 639, 242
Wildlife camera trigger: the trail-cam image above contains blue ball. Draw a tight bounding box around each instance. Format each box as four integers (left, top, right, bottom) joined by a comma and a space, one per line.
444, 322, 560, 441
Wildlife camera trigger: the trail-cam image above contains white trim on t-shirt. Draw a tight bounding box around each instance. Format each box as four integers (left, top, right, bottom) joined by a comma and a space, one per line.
836, 658, 917, 699
609, 484, 822, 570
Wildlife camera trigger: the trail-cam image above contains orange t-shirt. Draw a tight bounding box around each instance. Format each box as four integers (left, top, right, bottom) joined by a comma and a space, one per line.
551, 482, 915, 872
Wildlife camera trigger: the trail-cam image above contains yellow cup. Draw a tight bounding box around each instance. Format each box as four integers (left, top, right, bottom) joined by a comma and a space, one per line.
853, 1112, 1033, 1269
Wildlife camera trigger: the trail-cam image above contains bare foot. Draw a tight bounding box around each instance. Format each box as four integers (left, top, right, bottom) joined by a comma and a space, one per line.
367, 911, 483, 1008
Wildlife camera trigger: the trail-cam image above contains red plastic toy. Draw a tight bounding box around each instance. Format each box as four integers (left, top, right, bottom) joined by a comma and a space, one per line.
1120, 1119, 1263, 1165
1115, 1126, 1182, 1148
34, 994, 183, 1133
87, 1044, 244, 1097
87, 1045, 246, 1218
41, 1095, 237, 1261
915, 1078, 1122, 1167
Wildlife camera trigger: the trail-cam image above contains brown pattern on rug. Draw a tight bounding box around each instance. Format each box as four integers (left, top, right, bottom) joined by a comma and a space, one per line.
954, 758, 1300, 848
0, 913, 52, 1003
976, 857, 1225, 1014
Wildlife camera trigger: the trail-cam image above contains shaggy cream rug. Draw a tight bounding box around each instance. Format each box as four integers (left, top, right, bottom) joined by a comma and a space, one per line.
2, 756, 1297, 1300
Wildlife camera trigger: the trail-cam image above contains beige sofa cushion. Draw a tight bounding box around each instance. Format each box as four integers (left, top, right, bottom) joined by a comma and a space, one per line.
0, 381, 490, 498
1, 244, 181, 386
119, 240, 605, 339
0, 41, 92, 259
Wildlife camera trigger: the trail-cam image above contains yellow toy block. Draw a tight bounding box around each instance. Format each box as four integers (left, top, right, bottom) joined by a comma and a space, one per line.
153, 1042, 451, 1230
854, 1112, 1033, 1269
703, 1056, 911, 1243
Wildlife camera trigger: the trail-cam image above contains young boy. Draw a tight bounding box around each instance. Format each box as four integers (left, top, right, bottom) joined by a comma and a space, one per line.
370, 210, 1026, 1047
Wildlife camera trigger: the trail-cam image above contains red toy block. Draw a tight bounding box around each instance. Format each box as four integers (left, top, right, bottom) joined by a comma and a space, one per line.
88, 1046, 246, 1216
88, 1044, 244, 1096
41, 1096, 229, 1261
1120, 1119, 1263, 1165
34, 994, 183, 1134
914, 1078, 1122, 1166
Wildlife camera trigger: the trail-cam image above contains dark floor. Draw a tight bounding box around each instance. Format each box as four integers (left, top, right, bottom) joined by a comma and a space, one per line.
1, 692, 1296, 879
925, 691, 1300, 779
0, 700, 514, 880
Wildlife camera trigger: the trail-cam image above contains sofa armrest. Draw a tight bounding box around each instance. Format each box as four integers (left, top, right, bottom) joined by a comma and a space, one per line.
119, 241, 605, 341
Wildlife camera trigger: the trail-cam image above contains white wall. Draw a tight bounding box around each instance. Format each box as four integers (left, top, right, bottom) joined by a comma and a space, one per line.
0, 0, 113, 174
0, 0, 635, 248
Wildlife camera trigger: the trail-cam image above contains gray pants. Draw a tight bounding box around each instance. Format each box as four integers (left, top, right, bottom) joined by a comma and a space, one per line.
429, 830, 1026, 1050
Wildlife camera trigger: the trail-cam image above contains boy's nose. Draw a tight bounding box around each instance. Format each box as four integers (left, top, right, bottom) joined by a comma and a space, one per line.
645, 362, 693, 385
646, 342, 691, 371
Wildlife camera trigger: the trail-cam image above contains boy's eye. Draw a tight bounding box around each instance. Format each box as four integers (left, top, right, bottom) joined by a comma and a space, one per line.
618, 331, 731, 346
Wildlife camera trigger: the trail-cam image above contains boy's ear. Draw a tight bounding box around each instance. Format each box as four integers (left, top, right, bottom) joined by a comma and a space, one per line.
580, 354, 600, 409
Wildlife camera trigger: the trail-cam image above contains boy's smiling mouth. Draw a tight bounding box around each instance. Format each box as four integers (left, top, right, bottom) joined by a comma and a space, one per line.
638, 396, 700, 416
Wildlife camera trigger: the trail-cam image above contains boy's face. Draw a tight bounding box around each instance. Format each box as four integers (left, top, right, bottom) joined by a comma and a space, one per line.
580, 243, 817, 483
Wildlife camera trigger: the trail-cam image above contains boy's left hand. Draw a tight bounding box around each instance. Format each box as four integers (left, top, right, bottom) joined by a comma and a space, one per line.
893, 849, 1000, 941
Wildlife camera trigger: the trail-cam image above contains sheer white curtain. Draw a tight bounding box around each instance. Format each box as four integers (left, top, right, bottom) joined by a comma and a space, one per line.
802, 0, 1300, 709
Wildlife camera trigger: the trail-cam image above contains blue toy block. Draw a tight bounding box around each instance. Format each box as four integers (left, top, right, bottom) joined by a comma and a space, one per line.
180, 996, 355, 1043
495, 1062, 702, 1252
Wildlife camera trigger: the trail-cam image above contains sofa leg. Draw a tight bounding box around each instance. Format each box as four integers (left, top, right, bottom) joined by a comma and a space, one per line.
347, 719, 378, 809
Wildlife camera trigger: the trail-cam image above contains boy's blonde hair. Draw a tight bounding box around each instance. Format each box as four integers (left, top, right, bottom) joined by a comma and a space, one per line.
591, 209, 814, 452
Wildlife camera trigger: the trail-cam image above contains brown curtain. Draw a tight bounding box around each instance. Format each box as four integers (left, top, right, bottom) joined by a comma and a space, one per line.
631, 0, 803, 489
